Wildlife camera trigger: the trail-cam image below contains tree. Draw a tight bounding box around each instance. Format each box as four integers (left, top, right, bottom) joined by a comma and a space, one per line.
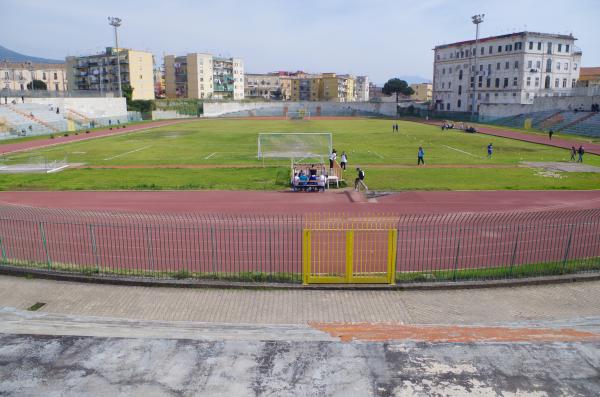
27, 79, 47, 90
122, 85, 134, 104
382, 78, 414, 102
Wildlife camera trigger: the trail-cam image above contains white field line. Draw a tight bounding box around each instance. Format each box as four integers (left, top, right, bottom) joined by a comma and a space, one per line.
442, 144, 479, 158
204, 152, 217, 160
103, 145, 152, 161
47, 164, 70, 173
372, 151, 384, 159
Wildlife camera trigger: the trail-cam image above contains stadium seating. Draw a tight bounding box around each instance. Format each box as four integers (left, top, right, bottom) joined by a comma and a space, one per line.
487, 109, 600, 138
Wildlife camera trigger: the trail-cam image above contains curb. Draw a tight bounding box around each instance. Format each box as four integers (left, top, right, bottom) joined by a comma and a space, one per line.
1, 265, 599, 291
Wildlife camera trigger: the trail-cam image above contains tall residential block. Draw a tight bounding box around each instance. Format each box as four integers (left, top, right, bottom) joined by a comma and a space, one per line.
164, 53, 244, 100
433, 32, 582, 112
66, 47, 155, 100
289, 73, 356, 102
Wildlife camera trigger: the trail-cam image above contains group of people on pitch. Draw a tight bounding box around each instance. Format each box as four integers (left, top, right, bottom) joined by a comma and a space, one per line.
329, 149, 367, 191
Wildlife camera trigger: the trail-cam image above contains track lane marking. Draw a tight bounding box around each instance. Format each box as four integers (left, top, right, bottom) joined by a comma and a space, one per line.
103, 145, 152, 161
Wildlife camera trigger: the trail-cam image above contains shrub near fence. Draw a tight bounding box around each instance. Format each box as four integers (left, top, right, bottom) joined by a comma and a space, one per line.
0, 206, 599, 284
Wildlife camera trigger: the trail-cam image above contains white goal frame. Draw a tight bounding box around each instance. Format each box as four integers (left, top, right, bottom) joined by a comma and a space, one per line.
257, 132, 332, 160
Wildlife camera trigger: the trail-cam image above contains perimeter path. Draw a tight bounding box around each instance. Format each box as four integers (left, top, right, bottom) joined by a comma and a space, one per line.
1, 189, 600, 214
421, 120, 600, 155
0, 119, 193, 156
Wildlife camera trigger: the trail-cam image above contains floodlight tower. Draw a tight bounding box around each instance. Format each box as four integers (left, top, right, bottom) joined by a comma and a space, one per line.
108, 16, 123, 98
471, 13, 484, 118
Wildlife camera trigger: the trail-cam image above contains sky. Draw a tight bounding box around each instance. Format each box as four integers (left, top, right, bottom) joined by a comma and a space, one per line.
2, 0, 600, 84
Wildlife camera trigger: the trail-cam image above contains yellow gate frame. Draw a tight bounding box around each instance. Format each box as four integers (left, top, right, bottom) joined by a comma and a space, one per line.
302, 229, 397, 284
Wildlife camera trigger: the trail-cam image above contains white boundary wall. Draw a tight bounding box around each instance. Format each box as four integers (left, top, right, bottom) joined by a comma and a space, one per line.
203, 101, 402, 118
480, 95, 600, 120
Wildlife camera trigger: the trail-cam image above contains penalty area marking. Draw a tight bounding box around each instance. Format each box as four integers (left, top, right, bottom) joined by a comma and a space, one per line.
204, 152, 217, 160
103, 145, 152, 161
368, 150, 385, 159
47, 164, 70, 173
442, 144, 479, 158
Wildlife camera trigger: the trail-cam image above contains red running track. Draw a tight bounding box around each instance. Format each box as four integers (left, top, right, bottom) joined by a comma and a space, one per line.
420, 120, 600, 155
0, 119, 192, 156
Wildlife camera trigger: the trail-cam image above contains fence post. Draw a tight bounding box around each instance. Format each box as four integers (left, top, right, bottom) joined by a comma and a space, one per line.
0, 235, 6, 263
302, 229, 310, 285
452, 228, 461, 281
388, 229, 398, 285
562, 224, 575, 273
89, 224, 99, 273
39, 222, 51, 270
145, 226, 154, 272
345, 230, 354, 283
210, 224, 216, 274
509, 226, 521, 276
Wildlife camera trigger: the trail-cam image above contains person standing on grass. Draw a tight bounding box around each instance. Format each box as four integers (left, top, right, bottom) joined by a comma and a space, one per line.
570, 146, 577, 161
329, 149, 337, 170
577, 146, 585, 163
549, 129, 554, 140
487, 143, 493, 159
417, 146, 425, 165
354, 167, 366, 191
340, 151, 347, 170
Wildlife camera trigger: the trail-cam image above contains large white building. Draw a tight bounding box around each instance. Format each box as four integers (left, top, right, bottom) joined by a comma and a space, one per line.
355, 76, 369, 101
432, 32, 582, 112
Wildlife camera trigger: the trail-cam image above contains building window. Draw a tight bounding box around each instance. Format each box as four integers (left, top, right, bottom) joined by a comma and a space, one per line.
527, 60, 532, 69
488, 46, 493, 54
505, 62, 509, 70
457, 99, 461, 108
3, 71, 7, 79
574, 63, 578, 70
546, 59, 552, 73
42, 72, 46, 80
459, 70, 463, 80
479, 64, 483, 72
442, 68, 446, 74
514, 61, 519, 69
53, 72, 58, 80
486, 78, 491, 88
487, 64, 491, 74
554, 78, 559, 88
558, 44, 562, 52
536, 60, 541, 69
498, 46, 502, 53
495, 78, 500, 88
513, 77, 518, 87
545, 75, 550, 89
470, 76, 474, 88
458, 85, 462, 95
537, 42, 542, 50
565, 44, 570, 53
547, 42, 552, 54
557, 62, 561, 70
480, 47, 484, 55
564, 62, 569, 70
496, 62, 500, 70
478, 76, 483, 88
504, 78, 509, 88
20, 83, 24, 90
529, 41, 534, 50
562, 79, 567, 88
446, 103, 450, 110
55, 83, 59, 91
572, 79, 576, 87
535, 77, 540, 87
526, 77, 531, 87
441, 82, 445, 89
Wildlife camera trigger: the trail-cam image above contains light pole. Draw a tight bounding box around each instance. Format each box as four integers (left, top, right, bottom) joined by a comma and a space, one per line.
108, 16, 123, 98
471, 14, 484, 118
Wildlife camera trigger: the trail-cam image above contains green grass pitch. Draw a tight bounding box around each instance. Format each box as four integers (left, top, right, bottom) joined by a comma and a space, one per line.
1, 118, 599, 191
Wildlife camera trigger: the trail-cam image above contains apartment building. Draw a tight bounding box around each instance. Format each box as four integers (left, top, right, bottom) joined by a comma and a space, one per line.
432, 32, 582, 112
1, 61, 67, 92
164, 53, 244, 100
289, 73, 356, 102
410, 83, 432, 102
577, 67, 600, 88
244, 73, 282, 99
355, 76, 369, 101
66, 47, 155, 100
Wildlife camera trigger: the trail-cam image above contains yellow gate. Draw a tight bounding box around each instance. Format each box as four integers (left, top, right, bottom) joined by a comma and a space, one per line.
302, 228, 397, 284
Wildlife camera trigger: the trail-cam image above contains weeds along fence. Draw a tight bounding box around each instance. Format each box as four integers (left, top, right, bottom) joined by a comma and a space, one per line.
0, 206, 599, 284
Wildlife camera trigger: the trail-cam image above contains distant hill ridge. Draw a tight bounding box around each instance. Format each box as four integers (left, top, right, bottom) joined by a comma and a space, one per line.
0, 45, 63, 64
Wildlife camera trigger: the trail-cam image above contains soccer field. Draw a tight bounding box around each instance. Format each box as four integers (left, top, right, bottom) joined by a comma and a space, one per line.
1, 118, 599, 191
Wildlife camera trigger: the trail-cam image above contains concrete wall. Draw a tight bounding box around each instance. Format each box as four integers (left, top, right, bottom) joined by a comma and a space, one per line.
151, 110, 194, 120
203, 101, 402, 117
479, 95, 600, 120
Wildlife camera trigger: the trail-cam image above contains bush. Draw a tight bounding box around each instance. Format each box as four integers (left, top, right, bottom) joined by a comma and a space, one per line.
85, 130, 90, 134
63, 133, 69, 137
49, 135, 54, 139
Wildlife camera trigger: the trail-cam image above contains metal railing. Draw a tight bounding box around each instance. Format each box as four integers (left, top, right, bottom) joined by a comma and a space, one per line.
0, 206, 598, 284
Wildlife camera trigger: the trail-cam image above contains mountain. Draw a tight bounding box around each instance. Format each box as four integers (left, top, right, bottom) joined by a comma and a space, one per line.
0, 45, 64, 64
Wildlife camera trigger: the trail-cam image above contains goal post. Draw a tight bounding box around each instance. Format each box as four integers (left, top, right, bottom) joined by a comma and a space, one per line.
286, 110, 311, 120
257, 132, 332, 160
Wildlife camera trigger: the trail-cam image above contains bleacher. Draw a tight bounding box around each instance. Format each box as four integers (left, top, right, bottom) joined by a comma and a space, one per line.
487, 109, 600, 138
0, 103, 66, 136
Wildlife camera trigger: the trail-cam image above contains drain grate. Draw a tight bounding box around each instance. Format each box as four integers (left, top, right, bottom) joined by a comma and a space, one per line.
27, 302, 47, 311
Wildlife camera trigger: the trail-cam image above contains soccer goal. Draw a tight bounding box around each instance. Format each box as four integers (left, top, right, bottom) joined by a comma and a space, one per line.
286, 109, 311, 120
257, 132, 332, 161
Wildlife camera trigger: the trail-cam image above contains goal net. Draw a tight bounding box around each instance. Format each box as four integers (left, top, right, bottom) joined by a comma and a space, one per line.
286, 110, 311, 120
257, 133, 332, 160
